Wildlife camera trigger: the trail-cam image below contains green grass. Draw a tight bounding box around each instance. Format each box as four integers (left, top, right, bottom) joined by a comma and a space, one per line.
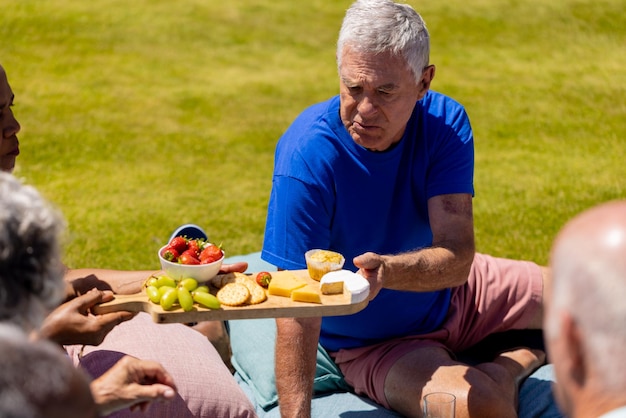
1, 0, 624, 270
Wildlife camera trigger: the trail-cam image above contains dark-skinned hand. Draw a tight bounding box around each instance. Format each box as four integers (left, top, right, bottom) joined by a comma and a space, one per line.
39, 288, 136, 346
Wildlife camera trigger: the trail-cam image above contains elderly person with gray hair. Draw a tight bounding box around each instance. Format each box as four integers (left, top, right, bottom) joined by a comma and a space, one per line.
0, 171, 66, 332
0, 171, 179, 416
257, 0, 549, 417
0, 323, 98, 418
1, 62, 258, 417
546, 200, 626, 418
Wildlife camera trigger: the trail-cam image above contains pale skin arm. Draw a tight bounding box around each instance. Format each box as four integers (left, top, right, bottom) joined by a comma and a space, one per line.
354, 193, 475, 299
63, 261, 249, 296
275, 316, 321, 418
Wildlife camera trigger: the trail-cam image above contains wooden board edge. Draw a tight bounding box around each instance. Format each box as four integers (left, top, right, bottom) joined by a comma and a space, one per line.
152, 298, 370, 323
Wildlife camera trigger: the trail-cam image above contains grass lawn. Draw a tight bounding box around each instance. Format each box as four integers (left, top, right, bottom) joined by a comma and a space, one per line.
1, 0, 624, 270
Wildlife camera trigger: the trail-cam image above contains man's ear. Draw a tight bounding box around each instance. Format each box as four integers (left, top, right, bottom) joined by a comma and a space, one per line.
417, 65, 436, 99
562, 313, 587, 386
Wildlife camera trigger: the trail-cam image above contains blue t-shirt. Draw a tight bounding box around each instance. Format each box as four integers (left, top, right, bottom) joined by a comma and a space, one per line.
262, 91, 474, 352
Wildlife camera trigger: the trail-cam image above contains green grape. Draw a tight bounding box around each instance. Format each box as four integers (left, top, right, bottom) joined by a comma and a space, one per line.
179, 278, 199, 292
145, 277, 158, 288
158, 285, 175, 298
192, 291, 221, 310
160, 287, 178, 310
194, 285, 210, 293
146, 285, 161, 304
155, 275, 177, 288
178, 287, 194, 312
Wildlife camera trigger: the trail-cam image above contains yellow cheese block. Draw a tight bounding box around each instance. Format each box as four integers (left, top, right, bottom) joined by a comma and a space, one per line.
268, 273, 307, 298
291, 285, 322, 304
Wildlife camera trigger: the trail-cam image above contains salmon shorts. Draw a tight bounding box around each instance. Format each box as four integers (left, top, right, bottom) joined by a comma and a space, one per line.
331, 253, 544, 409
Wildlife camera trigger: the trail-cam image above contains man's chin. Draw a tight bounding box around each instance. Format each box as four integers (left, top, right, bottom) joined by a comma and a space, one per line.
352, 135, 389, 152
349, 129, 375, 147
0, 157, 16, 173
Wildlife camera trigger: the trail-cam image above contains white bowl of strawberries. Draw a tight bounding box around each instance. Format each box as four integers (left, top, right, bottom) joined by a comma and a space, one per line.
158, 235, 224, 282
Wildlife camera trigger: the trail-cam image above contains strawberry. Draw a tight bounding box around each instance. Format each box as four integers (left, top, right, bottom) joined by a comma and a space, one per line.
187, 239, 202, 257
179, 249, 200, 265
161, 246, 180, 262
199, 244, 223, 264
168, 236, 188, 253
255, 271, 272, 288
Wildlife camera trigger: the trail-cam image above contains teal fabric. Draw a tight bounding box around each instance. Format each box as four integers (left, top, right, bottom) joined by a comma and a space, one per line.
229, 318, 351, 411
235, 372, 404, 418
223, 252, 276, 274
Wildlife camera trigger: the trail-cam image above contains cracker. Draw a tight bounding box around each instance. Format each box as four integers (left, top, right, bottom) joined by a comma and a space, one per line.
246, 281, 268, 305
224, 275, 267, 305
216, 282, 250, 306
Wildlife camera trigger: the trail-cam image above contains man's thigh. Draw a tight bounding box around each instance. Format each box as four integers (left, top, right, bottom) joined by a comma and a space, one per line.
385, 345, 465, 416
336, 337, 449, 409
444, 253, 544, 351
384, 345, 519, 418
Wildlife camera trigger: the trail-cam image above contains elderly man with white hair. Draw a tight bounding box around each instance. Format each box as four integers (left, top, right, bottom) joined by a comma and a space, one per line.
546, 200, 626, 418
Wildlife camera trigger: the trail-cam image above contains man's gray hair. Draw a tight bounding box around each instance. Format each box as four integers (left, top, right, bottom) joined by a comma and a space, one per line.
337, 0, 430, 84
0, 172, 66, 331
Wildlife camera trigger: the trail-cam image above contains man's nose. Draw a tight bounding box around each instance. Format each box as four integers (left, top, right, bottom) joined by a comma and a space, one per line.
356, 94, 378, 118
2, 110, 21, 138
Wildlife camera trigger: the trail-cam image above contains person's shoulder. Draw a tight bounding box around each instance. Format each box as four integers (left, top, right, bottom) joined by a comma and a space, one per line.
421, 90, 466, 113
281, 95, 341, 145
413, 91, 473, 141
418, 90, 471, 129
276, 96, 344, 171
293, 96, 340, 125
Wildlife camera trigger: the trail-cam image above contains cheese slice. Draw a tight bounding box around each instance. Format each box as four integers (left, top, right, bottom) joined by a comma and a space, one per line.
345, 275, 369, 303
321, 270, 369, 303
319, 274, 344, 295
291, 285, 322, 304
268, 273, 307, 297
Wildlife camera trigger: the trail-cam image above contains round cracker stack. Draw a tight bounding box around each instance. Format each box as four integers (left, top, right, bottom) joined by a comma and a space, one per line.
223, 275, 267, 304
212, 272, 268, 306
216, 283, 251, 306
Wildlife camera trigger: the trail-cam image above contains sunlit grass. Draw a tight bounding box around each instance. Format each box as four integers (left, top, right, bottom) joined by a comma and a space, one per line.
1, 0, 624, 269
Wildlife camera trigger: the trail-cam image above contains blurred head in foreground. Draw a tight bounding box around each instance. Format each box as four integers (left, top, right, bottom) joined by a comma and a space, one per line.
0, 324, 97, 418
0, 171, 66, 332
546, 200, 626, 418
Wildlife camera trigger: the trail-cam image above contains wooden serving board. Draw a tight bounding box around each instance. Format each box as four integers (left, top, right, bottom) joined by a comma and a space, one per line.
92, 270, 369, 323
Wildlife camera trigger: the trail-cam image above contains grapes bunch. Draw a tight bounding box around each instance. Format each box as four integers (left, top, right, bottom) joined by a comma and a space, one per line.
144, 274, 221, 311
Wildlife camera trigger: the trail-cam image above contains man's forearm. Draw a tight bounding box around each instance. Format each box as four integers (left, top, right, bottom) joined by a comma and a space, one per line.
387, 192, 476, 291
64, 269, 156, 295
275, 317, 321, 418
384, 244, 474, 291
